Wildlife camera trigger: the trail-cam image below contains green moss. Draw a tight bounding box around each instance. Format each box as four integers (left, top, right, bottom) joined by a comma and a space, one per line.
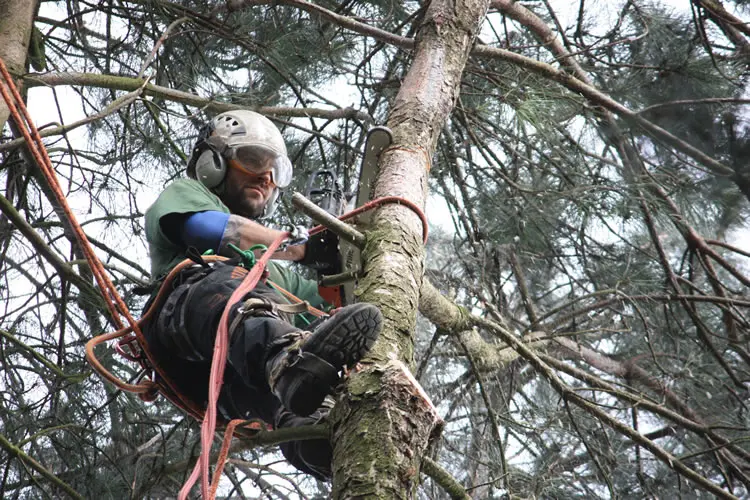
358, 220, 425, 366
347, 371, 382, 397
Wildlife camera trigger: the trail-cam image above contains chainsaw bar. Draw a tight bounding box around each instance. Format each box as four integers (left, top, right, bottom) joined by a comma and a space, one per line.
339, 126, 392, 305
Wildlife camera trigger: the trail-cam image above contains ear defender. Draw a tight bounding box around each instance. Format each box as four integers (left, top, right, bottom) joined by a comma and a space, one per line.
186, 111, 291, 218
187, 124, 228, 189
194, 146, 226, 189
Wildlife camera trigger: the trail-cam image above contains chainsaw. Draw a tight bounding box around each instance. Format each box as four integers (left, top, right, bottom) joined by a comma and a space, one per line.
304, 126, 393, 307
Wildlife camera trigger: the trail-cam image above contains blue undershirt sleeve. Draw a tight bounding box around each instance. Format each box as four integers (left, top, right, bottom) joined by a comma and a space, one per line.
181, 211, 230, 253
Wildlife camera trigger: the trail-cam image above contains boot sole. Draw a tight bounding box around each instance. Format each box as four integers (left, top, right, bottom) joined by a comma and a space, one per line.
281, 303, 382, 416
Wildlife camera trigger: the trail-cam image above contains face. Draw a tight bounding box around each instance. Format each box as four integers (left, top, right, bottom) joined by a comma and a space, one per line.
222, 158, 276, 219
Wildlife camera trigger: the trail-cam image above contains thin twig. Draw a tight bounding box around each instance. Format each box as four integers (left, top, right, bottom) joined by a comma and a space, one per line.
0, 432, 84, 499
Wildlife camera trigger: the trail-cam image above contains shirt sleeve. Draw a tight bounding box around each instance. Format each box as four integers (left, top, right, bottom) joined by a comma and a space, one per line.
182, 211, 230, 253
267, 261, 327, 311
145, 179, 230, 277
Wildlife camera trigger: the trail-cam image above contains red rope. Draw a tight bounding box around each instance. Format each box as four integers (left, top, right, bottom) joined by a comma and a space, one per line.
177, 194, 428, 496
309, 195, 429, 243
178, 232, 287, 500
2, 58, 429, 497
208, 418, 261, 499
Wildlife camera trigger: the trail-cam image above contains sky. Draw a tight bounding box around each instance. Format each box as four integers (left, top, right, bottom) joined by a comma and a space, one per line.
6, 1, 750, 496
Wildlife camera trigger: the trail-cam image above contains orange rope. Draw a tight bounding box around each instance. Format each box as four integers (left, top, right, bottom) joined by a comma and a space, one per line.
2, 56, 221, 423
0, 59, 128, 329
84, 255, 233, 418
1, 58, 429, 497
0, 59, 235, 495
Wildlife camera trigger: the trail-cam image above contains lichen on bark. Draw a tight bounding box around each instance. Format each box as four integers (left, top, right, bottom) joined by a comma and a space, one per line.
331, 1, 492, 498
0, 0, 37, 130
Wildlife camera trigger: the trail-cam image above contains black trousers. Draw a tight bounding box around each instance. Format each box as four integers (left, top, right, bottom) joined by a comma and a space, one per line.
145, 261, 331, 479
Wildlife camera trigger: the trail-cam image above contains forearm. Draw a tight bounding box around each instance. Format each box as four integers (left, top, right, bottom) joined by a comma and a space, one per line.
219, 214, 305, 261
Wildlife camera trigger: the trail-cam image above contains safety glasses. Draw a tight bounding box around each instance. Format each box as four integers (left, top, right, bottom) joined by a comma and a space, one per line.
230, 145, 292, 188
227, 159, 277, 188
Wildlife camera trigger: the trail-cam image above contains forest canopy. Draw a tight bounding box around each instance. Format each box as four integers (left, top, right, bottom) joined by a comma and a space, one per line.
1, 0, 749, 498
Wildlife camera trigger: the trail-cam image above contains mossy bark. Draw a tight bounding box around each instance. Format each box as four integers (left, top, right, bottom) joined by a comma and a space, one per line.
0, 0, 36, 130
331, 1, 490, 498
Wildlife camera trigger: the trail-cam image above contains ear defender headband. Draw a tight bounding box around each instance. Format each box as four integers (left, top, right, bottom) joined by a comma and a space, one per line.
187, 123, 230, 189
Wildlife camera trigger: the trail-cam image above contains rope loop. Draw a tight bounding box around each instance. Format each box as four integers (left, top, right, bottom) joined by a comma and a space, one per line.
310, 195, 429, 243
1, 55, 429, 499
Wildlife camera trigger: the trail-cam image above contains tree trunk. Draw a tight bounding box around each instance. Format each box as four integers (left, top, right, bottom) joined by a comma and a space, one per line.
0, 0, 36, 130
331, 1, 490, 498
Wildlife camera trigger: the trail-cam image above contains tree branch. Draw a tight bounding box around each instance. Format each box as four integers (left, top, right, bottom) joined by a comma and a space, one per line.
0, 191, 104, 307
421, 457, 471, 500
22, 72, 373, 123
0, 87, 142, 152
0, 432, 84, 500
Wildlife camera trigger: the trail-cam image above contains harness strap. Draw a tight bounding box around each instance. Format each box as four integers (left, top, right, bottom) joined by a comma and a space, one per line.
268, 350, 339, 393
268, 280, 327, 318
239, 296, 311, 316
226, 296, 312, 341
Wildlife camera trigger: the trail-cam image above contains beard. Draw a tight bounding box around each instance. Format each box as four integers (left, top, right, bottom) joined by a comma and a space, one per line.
222, 184, 268, 219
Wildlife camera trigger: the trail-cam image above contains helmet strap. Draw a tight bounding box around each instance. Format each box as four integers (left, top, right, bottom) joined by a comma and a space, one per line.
261, 188, 282, 219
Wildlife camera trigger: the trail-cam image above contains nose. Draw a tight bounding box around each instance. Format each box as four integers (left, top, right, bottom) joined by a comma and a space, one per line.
246, 172, 273, 188
255, 173, 272, 184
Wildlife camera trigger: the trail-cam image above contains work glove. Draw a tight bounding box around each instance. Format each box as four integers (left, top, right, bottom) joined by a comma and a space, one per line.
286, 224, 309, 247
298, 229, 341, 276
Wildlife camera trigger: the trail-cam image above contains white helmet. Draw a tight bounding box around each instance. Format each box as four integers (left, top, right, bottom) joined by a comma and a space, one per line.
187, 110, 293, 216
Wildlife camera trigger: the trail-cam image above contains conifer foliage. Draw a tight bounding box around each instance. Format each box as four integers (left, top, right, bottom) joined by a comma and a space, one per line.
0, 0, 749, 498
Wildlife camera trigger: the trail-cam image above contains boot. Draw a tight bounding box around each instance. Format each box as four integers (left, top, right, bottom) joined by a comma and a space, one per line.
276, 397, 335, 480
266, 303, 382, 416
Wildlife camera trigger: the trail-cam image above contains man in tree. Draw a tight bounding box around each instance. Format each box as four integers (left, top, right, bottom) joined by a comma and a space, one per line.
143, 109, 382, 480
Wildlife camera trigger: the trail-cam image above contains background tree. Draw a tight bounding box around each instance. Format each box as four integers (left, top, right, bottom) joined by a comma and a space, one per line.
0, 0, 749, 498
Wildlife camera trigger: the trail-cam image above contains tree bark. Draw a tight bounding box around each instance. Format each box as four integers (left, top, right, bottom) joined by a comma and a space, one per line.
330, 1, 490, 498
0, 0, 36, 130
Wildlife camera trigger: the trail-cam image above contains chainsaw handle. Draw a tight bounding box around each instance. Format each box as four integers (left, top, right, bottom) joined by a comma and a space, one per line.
304, 170, 344, 215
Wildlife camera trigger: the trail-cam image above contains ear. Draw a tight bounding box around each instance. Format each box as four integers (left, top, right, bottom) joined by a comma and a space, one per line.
189, 134, 231, 189
186, 122, 217, 180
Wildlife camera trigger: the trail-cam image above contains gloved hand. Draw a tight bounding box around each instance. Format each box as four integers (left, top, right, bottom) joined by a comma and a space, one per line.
286, 224, 309, 246
298, 229, 341, 276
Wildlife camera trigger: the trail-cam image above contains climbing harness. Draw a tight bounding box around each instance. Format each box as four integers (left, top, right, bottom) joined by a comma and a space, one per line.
0, 56, 428, 498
